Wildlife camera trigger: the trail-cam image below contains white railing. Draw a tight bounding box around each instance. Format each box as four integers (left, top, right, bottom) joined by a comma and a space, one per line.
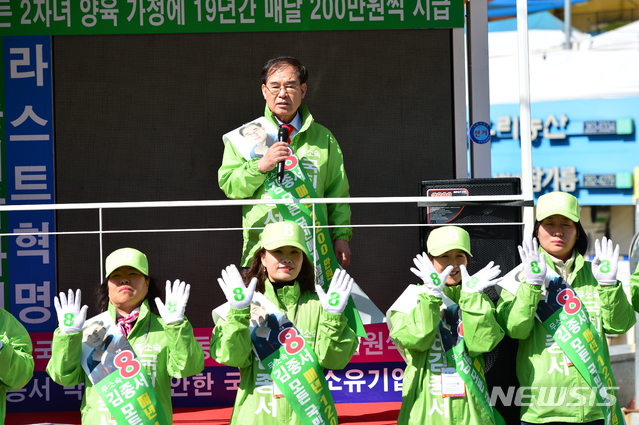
0, 194, 530, 278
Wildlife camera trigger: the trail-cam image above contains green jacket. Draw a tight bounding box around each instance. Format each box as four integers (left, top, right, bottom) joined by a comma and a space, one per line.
388, 285, 504, 425
46, 300, 204, 424
630, 262, 639, 311
496, 249, 635, 423
0, 308, 34, 424
218, 104, 352, 266
210, 280, 358, 425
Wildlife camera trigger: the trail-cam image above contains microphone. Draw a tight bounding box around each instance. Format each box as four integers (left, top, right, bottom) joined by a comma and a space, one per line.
277, 126, 289, 184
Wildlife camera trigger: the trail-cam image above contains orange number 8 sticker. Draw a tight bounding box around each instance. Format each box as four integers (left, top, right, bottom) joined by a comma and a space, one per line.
114, 350, 141, 379
278, 327, 304, 355
557, 288, 581, 315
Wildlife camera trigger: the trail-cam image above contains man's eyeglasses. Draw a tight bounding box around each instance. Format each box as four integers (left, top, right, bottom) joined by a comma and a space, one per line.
243, 127, 262, 137
265, 84, 300, 96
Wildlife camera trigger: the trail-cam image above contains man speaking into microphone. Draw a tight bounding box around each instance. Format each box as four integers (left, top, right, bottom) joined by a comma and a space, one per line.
218, 56, 353, 269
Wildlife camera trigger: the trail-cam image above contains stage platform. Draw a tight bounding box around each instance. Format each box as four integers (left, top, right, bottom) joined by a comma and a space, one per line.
5, 402, 402, 425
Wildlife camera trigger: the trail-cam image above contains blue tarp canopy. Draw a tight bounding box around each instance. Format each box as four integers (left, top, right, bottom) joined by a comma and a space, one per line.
488, 10, 572, 31
488, 0, 588, 19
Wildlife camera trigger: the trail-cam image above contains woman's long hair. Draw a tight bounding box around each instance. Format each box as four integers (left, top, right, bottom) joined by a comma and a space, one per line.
533, 219, 588, 256
95, 276, 162, 316
245, 247, 316, 293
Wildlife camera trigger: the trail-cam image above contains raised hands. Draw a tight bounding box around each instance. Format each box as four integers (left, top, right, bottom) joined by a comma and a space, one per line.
316, 269, 354, 314
155, 279, 191, 324
54, 289, 88, 334
518, 237, 546, 285
409, 252, 453, 299
460, 262, 501, 293
217, 264, 257, 309
593, 236, 619, 286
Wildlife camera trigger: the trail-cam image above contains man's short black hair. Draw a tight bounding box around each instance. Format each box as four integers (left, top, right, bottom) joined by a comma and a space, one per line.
261, 56, 308, 85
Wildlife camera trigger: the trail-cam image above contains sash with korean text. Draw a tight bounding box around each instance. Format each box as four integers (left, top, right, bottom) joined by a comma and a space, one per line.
263, 147, 365, 337
440, 304, 506, 425
387, 288, 505, 425
81, 312, 168, 425
535, 272, 622, 425
214, 293, 338, 425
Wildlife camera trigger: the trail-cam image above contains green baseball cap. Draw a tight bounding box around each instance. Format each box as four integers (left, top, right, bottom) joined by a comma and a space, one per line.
535, 191, 580, 222
426, 226, 472, 257
261, 221, 308, 256
105, 247, 149, 278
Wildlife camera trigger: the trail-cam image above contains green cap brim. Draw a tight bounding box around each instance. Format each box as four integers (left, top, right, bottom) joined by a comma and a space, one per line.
105, 247, 149, 278
427, 226, 472, 257
535, 191, 580, 222
260, 222, 309, 256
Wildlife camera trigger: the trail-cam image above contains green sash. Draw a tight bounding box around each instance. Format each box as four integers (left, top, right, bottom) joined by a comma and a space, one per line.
264, 151, 365, 337
536, 271, 622, 425
249, 293, 338, 425
440, 304, 506, 425
82, 312, 168, 425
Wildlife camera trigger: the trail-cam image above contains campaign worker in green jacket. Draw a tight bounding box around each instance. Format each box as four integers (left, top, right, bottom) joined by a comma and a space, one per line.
211, 221, 359, 425
496, 191, 635, 425
46, 247, 204, 424
218, 56, 352, 268
387, 226, 505, 425
0, 308, 34, 424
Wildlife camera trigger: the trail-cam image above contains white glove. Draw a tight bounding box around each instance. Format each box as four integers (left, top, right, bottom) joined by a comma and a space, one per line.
593, 236, 619, 286
409, 252, 453, 299
217, 264, 257, 309
461, 262, 501, 293
54, 289, 88, 334
155, 279, 191, 324
316, 268, 354, 314
517, 237, 546, 285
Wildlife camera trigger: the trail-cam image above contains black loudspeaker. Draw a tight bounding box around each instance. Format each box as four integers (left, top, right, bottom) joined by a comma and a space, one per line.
419, 178, 522, 425
419, 178, 523, 275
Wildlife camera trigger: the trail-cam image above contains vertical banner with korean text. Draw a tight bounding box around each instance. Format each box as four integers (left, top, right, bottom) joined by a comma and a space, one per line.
2, 36, 56, 331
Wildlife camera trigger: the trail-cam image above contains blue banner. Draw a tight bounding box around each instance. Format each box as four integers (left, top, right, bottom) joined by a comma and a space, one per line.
3, 35, 56, 331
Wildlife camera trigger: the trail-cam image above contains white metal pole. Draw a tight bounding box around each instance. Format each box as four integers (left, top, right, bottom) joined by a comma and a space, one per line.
564, 0, 572, 50
517, 0, 534, 238
453, 27, 469, 179
99, 208, 104, 281
467, 0, 492, 178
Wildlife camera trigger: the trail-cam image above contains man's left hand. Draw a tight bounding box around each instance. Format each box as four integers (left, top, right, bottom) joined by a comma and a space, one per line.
333, 239, 351, 268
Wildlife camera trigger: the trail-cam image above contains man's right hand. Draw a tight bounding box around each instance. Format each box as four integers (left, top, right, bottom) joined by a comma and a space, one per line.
257, 141, 291, 173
